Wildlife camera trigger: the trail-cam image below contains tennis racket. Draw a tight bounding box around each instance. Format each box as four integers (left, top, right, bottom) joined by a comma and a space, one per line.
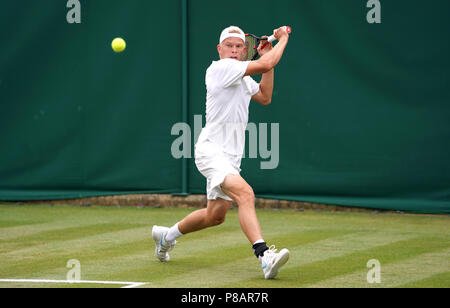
242, 26, 292, 61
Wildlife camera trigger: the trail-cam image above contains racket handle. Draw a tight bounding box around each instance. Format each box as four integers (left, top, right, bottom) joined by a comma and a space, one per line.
268, 26, 292, 43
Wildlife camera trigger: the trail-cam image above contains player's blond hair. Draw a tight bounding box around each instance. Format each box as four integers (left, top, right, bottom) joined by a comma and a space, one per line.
228, 29, 242, 34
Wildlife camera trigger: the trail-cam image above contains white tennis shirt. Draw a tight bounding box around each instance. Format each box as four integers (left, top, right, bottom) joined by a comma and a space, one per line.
196, 58, 260, 156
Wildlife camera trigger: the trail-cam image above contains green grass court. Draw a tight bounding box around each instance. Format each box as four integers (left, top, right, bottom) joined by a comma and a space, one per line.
0, 204, 448, 288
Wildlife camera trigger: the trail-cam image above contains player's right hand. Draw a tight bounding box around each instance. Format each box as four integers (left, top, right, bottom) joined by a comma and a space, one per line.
273, 26, 290, 41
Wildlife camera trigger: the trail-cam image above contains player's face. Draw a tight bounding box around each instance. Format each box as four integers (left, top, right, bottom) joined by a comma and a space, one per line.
218, 37, 246, 60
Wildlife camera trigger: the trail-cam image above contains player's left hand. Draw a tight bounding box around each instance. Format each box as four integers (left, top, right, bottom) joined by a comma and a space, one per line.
257, 36, 272, 56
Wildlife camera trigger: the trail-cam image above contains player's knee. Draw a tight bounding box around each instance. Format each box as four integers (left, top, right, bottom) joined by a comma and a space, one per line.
214, 215, 226, 226
208, 213, 226, 226
237, 186, 255, 206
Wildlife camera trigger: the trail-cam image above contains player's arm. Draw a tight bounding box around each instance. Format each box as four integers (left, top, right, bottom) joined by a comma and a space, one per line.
245, 27, 289, 76
252, 67, 274, 106
250, 34, 276, 105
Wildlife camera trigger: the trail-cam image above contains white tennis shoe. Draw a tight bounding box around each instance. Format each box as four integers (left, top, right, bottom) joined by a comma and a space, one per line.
260, 245, 290, 279
152, 225, 176, 262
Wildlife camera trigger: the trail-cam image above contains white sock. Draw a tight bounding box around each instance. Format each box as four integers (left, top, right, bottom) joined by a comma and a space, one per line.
253, 239, 265, 245
252, 239, 266, 262
165, 222, 183, 243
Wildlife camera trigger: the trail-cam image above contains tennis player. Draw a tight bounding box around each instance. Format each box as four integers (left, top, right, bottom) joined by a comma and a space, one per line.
153, 26, 290, 279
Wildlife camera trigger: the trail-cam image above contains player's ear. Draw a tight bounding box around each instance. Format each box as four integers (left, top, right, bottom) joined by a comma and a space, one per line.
217, 44, 224, 59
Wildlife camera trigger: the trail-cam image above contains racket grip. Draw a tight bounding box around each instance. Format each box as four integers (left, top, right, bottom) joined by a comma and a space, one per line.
268, 26, 292, 42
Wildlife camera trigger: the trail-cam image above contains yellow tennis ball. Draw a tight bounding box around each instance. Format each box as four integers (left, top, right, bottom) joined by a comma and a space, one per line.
112, 37, 126, 53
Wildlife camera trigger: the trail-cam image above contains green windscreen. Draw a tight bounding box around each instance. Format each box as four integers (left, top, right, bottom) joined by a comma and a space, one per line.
0, 0, 449, 214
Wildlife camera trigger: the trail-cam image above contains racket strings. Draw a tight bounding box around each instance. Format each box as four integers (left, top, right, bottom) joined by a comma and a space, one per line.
243, 36, 259, 61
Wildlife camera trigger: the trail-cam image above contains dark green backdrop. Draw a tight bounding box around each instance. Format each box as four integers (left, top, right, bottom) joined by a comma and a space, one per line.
1, 0, 449, 213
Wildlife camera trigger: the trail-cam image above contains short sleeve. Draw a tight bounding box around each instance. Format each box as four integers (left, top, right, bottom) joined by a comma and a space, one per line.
244, 76, 260, 96
208, 59, 250, 88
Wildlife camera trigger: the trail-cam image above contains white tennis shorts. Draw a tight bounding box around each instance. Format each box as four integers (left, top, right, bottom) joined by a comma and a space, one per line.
195, 141, 242, 201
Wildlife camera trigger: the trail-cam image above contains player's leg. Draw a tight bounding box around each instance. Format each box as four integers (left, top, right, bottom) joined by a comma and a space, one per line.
220, 174, 262, 244
152, 197, 232, 262
221, 174, 290, 279
177, 198, 232, 234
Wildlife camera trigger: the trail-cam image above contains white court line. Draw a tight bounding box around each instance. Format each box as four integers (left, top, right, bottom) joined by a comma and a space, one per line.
0, 279, 149, 288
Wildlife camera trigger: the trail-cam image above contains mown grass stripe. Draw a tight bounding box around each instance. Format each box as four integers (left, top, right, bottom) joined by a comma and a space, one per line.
0, 220, 45, 229
0, 237, 152, 279
146, 230, 355, 288
308, 248, 450, 288
0, 220, 100, 241
377, 248, 450, 288
284, 236, 449, 288
0, 225, 156, 279
0, 226, 151, 258
0, 204, 186, 241
0, 224, 246, 280
0, 223, 147, 254
0, 225, 254, 280
216, 231, 417, 288
396, 271, 450, 288
55, 229, 345, 284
